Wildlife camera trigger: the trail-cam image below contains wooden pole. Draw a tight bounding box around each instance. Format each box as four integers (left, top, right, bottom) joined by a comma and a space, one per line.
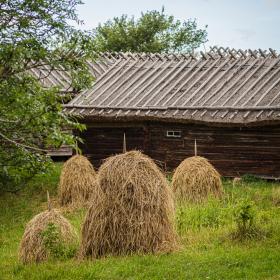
194, 138, 197, 156
123, 133, 127, 153
47, 190, 51, 211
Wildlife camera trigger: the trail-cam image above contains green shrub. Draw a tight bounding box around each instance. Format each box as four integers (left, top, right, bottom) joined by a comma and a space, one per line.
231, 199, 264, 240
41, 223, 76, 260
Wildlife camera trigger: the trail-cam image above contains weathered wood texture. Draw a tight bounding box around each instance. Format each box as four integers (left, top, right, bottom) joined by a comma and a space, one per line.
79, 126, 145, 167
64, 50, 280, 124
47, 144, 73, 157
79, 122, 280, 178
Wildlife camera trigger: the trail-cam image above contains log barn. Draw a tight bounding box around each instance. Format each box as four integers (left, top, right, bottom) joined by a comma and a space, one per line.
63, 48, 280, 178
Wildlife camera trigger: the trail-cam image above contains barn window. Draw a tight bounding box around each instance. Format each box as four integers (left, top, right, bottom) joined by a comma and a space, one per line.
166, 130, 182, 138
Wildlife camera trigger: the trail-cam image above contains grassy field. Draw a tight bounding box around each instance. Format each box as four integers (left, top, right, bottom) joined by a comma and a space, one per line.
0, 163, 280, 280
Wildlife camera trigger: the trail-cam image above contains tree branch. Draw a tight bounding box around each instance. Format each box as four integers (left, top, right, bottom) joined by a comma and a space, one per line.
0, 118, 19, 123
0, 131, 48, 152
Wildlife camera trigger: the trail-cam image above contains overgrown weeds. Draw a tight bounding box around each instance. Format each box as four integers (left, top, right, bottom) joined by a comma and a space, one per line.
175, 180, 277, 243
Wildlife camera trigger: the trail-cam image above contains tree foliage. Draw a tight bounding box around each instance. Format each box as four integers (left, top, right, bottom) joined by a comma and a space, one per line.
0, 0, 94, 192
93, 8, 207, 53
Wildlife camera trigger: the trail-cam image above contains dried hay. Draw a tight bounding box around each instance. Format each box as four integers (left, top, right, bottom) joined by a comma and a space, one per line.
59, 155, 98, 207
79, 150, 177, 258
19, 209, 77, 264
172, 156, 223, 202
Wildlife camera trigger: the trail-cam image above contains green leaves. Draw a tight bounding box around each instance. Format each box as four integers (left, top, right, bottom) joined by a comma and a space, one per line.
234, 199, 256, 231
231, 199, 266, 240
0, 0, 92, 191
93, 9, 208, 53
0, 0, 83, 43
41, 223, 77, 260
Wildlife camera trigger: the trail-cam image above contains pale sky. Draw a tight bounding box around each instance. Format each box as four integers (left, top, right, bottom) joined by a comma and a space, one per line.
76, 0, 280, 51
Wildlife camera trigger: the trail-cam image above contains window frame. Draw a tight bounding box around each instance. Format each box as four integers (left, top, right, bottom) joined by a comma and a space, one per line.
166, 130, 182, 138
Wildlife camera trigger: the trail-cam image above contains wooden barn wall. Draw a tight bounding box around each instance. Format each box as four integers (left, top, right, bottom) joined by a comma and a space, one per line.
147, 123, 280, 178
80, 121, 280, 178
78, 124, 146, 167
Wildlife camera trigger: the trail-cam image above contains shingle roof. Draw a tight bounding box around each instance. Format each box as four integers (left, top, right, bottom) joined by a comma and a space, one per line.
63, 48, 280, 124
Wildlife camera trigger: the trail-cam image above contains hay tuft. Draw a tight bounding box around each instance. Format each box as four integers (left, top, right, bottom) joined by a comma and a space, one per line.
79, 150, 177, 258
19, 209, 77, 264
59, 155, 98, 207
172, 156, 223, 202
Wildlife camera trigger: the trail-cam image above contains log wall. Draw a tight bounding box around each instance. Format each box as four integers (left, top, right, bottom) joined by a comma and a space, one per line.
80, 121, 280, 178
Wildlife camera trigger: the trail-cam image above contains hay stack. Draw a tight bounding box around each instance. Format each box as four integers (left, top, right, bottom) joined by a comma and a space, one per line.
19, 209, 77, 264
172, 156, 223, 202
59, 155, 97, 207
79, 150, 177, 258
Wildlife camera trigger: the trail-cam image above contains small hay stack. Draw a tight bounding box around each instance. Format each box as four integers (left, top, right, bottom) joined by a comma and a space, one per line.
59, 155, 98, 207
79, 150, 177, 258
19, 208, 77, 264
172, 156, 223, 203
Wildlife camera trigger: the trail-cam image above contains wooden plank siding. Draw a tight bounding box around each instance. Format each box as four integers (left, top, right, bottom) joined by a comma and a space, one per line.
79, 126, 145, 167
146, 123, 280, 178
47, 145, 73, 157
79, 121, 280, 178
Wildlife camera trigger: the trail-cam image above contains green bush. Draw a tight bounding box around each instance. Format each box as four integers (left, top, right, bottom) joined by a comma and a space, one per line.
234, 199, 256, 230
41, 223, 76, 260
231, 199, 265, 240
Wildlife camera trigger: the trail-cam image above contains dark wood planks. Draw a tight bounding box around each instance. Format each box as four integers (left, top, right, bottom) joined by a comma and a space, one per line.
79, 121, 280, 178
79, 126, 145, 167
146, 122, 280, 177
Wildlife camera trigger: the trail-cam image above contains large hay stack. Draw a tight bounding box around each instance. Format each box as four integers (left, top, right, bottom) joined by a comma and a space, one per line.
172, 156, 223, 202
59, 155, 97, 207
19, 209, 77, 264
79, 150, 177, 258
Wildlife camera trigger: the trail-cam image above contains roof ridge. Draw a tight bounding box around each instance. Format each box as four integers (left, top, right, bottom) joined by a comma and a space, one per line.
95, 48, 279, 61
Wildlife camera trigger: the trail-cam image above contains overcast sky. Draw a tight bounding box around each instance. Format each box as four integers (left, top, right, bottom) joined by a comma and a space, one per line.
76, 0, 280, 51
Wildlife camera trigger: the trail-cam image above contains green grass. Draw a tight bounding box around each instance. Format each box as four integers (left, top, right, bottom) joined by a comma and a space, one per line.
1, 164, 280, 280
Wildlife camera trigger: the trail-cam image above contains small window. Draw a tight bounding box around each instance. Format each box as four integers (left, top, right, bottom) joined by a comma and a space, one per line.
166, 130, 182, 138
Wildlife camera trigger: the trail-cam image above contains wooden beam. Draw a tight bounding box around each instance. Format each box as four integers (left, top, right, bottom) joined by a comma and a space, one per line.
220, 58, 268, 119
89, 58, 139, 106
73, 58, 129, 105
123, 133, 127, 153
96, 58, 148, 106
167, 60, 211, 107
188, 57, 235, 107
160, 59, 205, 106
139, 59, 189, 107
125, 59, 175, 107
238, 58, 280, 107
179, 59, 223, 106
113, 59, 162, 107
63, 104, 280, 110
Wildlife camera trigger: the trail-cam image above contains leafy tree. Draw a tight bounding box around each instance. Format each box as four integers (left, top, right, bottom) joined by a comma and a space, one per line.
0, 0, 94, 192
93, 8, 207, 53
